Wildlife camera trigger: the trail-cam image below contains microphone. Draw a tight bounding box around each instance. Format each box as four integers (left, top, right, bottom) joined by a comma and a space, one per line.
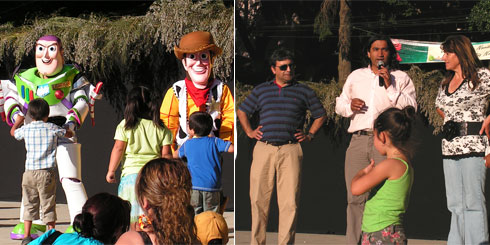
377, 61, 385, 87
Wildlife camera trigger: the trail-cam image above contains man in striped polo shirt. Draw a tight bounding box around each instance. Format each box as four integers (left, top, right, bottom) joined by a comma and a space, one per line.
237, 48, 326, 245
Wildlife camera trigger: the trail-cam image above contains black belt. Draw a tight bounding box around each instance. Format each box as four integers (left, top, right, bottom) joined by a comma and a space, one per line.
442, 121, 482, 141
352, 130, 373, 136
262, 140, 294, 146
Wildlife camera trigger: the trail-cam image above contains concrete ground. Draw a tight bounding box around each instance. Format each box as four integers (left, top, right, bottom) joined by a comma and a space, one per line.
0, 201, 234, 245
234, 231, 447, 244
0, 200, 447, 244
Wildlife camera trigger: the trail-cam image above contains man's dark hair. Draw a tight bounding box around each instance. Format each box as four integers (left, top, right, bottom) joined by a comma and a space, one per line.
363, 35, 399, 69
28, 98, 49, 120
188, 111, 213, 137
269, 48, 295, 67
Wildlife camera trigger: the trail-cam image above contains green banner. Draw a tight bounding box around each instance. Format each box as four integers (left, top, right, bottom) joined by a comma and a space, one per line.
392, 39, 490, 64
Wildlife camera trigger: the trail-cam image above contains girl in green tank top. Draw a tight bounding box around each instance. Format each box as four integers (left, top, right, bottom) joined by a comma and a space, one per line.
351, 106, 416, 245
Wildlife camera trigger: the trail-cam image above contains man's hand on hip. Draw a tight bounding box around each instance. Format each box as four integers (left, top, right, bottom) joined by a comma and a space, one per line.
295, 129, 311, 142
247, 125, 263, 140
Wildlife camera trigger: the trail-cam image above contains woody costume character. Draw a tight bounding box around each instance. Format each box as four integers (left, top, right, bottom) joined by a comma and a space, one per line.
0, 35, 102, 239
160, 31, 234, 151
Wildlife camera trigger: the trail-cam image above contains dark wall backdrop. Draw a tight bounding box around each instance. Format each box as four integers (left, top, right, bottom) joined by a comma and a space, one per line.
0, 97, 235, 210
235, 115, 490, 240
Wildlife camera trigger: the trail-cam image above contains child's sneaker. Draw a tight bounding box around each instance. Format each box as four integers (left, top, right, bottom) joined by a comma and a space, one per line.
11, 223, 45, 240
21, 236, 33, 245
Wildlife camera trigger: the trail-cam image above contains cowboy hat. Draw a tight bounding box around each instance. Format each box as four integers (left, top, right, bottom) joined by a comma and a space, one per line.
174, 31, 222, 60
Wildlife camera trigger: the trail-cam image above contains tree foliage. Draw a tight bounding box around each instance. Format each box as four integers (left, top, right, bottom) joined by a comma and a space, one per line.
236, 1, 328, 85
0, 0, 233, 113
469, 0, 490, 33
314, 0, 339, 41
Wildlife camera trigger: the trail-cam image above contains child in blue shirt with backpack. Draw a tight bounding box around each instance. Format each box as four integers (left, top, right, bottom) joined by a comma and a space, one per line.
173, 111, 233, 214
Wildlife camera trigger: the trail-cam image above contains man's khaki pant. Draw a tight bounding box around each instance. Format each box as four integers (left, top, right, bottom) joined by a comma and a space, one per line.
345, 134, 385, 244
250, 141, 303, 245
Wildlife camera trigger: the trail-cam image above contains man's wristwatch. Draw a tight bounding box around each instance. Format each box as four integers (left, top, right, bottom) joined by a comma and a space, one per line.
307, 132, 315, 140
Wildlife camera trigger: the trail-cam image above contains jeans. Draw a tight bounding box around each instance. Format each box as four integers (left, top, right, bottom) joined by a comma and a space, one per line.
443, 156, 488, 245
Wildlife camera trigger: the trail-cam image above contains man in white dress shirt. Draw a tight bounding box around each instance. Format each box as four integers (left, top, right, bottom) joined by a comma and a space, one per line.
335, 35, 417, 244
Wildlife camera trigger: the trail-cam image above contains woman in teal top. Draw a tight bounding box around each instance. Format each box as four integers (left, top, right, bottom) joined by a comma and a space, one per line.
351, 106, 416, 245
29, 193, 130, 245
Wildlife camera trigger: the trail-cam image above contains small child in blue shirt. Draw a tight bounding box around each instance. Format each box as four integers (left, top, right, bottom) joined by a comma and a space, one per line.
173, 111, 234, 214
11, 98, 73, 245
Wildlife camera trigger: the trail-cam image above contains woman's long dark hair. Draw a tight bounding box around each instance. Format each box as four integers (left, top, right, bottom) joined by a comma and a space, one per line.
136, 158, 197, 244
124, 86, 164, 130
374, 106, 416, 159
440, 35, 483, 90
73, 192, 131, 244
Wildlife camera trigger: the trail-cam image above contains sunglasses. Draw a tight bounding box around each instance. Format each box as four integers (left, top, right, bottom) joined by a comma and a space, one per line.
276, 64, 295, 71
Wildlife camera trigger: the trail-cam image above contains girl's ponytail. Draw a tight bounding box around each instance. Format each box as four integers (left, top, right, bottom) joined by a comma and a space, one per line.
402, 106, 416, 123
374, 106, 416, 159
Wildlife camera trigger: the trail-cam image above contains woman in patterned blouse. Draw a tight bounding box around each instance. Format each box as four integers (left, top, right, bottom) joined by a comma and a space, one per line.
435, 35, 490, 245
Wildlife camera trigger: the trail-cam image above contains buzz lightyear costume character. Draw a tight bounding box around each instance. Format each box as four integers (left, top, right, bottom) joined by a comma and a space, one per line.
160, 31, 234, 151
0, 35, 102, 239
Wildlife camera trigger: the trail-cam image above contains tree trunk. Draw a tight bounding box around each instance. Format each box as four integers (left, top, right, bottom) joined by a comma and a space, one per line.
338, 0, 351, 86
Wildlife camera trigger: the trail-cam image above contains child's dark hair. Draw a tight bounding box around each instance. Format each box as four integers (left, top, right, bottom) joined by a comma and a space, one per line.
189, 111, 213, 137
124, 86, 163, 130
374, 106, 416, 159
28, 98, 49, 120
208, 239, 224, 244
73, 192, 131, 244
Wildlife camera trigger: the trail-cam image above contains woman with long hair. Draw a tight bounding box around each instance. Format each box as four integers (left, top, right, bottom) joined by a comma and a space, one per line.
116, 158, 198, 244
435, 35, 490, 244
